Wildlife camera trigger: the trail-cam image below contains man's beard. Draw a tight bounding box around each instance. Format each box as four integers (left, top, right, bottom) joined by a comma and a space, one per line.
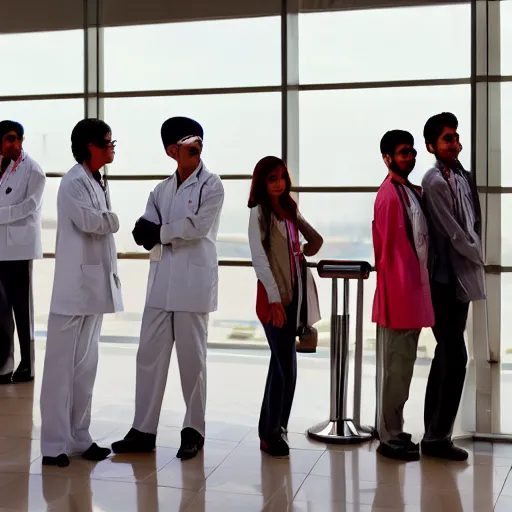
390, 160, 413, 179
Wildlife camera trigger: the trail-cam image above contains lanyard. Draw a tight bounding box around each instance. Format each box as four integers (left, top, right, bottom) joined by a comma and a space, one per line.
0, 151, 23, 187
439, 163, 461, 221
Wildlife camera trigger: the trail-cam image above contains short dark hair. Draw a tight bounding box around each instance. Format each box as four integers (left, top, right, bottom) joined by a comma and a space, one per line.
0, 120, 24, 141
380, 130, 414, 157
423, 112, 458, 146
71, 118, 111, 164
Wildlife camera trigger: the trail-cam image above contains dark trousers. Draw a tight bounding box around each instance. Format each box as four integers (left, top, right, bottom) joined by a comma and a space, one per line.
424, 281, 469, 442
0, 260, 34, 376
258, 301, 298, 440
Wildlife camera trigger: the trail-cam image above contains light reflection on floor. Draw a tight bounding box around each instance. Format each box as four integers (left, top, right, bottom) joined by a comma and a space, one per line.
0, 341, 511, 511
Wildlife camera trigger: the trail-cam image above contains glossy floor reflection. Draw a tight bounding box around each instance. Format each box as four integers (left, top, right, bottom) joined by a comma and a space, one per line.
1, 341, 511, 511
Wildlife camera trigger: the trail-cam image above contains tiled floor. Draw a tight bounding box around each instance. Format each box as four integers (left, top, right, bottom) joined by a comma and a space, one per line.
1, 341, 512, 511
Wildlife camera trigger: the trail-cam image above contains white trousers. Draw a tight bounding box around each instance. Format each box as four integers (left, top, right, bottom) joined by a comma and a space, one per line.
40, 314, 103, 457
133, 307, 208, 436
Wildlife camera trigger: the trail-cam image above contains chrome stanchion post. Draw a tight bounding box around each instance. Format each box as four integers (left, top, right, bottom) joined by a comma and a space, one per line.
338, 278, 350, 423
353, 278, 376, 436
329, 277, 339, 423
353, 278, 363, 426
307, 260, 375, 444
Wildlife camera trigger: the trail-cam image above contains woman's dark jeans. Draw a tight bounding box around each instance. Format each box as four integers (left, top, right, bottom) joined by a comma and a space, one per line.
258, 300, 298, 441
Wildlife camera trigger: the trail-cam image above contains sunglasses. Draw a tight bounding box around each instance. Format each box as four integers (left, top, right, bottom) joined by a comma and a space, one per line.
396, 147, 417, 158
3, 134, 23, 143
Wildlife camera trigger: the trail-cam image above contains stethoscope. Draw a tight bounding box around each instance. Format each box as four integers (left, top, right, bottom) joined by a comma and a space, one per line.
156, 162, 210, 223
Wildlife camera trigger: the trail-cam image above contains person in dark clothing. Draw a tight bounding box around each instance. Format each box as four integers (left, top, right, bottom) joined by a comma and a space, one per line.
421, 112, 485, 461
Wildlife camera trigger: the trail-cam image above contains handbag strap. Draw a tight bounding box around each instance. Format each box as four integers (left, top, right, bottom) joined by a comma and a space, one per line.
299, 257, 308, 326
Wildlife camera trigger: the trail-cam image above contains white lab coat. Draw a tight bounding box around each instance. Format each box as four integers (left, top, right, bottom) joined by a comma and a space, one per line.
0, 151, 45, 261
143, 161, 224, 313
49, 164, 123, 316
131, 162, 224, 437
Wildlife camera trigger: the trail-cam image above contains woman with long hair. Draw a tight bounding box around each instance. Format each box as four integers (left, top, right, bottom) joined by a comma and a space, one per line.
248, 156, 323, 457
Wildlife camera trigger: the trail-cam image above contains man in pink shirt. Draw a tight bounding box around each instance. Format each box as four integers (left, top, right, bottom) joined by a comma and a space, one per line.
372, 130, 435, 461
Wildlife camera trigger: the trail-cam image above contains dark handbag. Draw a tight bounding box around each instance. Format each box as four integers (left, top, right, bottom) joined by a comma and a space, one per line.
296, 256, 318, 353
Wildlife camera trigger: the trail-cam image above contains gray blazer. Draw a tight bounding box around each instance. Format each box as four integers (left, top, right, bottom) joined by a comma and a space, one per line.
421, 161, 486, 302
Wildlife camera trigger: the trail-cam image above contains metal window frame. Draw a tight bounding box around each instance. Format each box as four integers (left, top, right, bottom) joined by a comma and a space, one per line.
469, 0, 503, 438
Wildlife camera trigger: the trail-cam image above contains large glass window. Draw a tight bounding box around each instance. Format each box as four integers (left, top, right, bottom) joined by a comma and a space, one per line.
104, 93, 281, 176
0, 99, 84, 173
41, 178, 61, 254
297, 192, 375, 262
298, 85, 471, 186
502, 83, 512, 186
502, 195, 512, 265
501, 0, 512, 75
103, 17, 281, 92
0, 30, 84, 96
501, 274, 512, 433
299, 4, 471, 85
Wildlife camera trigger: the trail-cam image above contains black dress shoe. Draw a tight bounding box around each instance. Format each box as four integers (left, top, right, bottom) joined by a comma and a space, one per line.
111, 428, 156, 453
421, 440, 468, 461
377, 440, 420, 462
82, 443, 111, 461
0, 372, 12, 385
398, 433, 420, 453
260, 436, 290, 458
176, 428, 204, 461
42, 454, 70, 467
12, 367, 33, 383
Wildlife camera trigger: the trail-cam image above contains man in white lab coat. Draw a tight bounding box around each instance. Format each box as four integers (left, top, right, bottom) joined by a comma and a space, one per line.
0, 121, 45, 385
40, 119, 123, 467
112, 116, 224, 460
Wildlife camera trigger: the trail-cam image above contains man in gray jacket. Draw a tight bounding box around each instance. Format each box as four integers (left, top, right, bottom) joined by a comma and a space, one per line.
421, 112, 485, 461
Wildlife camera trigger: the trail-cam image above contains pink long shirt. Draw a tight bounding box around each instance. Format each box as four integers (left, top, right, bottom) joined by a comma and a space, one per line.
372, 174, 435, 330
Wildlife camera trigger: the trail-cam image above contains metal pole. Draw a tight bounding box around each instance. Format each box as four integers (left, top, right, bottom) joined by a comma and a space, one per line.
353, 278, 364, 425
338, 279, 350, 421
307, 260, 374, 444
329, 278, 339, 421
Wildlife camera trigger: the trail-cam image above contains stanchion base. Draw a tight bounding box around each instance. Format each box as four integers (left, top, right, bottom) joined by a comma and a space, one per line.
307, 419, 375, 444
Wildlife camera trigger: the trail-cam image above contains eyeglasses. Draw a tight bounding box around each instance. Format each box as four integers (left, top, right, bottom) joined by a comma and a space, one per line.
3, 134, 23, 143
94, 139, 117, 149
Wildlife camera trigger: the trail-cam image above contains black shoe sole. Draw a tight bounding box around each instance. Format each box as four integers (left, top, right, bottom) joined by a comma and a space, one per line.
0, 373, 13, 385
11, 376, 34, 383
177, 438, 204, 460
260, 446, 290, 458
111, 442, 155, 454
421, 448, 468, 462
377, 444, 420, 462
42, 455, 70, 468
82, 444, 112, 461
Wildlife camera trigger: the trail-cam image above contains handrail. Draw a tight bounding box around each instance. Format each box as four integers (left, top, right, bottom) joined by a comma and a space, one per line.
42, 251, 507, 274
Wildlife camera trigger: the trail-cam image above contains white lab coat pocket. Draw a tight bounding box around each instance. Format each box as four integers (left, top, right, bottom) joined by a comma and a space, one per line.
110, 272, 124, 312
7, 224, 35, 246
189, 263, 216, 312
81, 264, 109, 312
